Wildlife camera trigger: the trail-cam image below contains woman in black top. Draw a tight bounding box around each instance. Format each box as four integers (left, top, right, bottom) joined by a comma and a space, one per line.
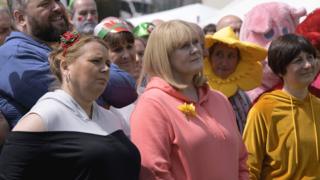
0, 32, 140, 180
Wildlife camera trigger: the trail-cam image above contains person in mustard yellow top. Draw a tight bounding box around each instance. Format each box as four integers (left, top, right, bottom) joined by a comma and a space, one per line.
243, 33, 320, 179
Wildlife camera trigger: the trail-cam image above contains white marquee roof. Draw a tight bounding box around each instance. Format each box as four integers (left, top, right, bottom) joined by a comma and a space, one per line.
128, 0, 320, 27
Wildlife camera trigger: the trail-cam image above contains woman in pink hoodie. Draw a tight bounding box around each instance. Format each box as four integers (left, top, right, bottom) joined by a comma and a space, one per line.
130, 20, 248, 180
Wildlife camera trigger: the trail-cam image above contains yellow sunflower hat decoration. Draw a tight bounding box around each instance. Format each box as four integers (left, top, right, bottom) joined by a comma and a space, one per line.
203, 26, 267, 97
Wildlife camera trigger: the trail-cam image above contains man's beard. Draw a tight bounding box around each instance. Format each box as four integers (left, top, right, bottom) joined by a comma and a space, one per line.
28, 14, 70, 42
75, 20, 97, 35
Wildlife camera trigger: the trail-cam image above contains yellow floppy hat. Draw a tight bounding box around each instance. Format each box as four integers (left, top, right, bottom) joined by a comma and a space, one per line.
203, 26, 267, 97
205, 26, 267, 62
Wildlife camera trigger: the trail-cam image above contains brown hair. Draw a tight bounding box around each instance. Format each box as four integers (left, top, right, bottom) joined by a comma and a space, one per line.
49, 35, 108, 83
103, 31, 134, 49
268, 34, 316, 76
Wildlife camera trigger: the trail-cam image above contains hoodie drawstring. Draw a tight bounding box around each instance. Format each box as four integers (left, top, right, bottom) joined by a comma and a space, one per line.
290, 94, 320, 165
289, 96, 299, 165
309, 94, 320, 162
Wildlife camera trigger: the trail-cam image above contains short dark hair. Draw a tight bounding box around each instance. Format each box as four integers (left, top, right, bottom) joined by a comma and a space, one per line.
104, 31, 134, 49
268, 34, 316, 76
203, 23, 216, 35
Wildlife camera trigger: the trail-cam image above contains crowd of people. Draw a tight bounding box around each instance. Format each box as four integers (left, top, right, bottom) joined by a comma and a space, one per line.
0, 0, 320, 179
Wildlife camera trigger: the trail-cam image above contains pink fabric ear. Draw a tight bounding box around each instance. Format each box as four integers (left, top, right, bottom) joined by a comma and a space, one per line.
245, 9, 271, 34
239, 2, 307, 102
290, 7, 307, 25
241, 2, 306, 41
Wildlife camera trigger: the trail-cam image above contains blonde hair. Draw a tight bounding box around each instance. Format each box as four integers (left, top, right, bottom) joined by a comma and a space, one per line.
142, 20, 206, 89
49, 35, 108, 83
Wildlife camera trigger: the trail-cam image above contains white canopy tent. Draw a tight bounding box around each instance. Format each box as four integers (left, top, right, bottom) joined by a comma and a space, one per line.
127, 3, 219, 26
201, 0, 320, 27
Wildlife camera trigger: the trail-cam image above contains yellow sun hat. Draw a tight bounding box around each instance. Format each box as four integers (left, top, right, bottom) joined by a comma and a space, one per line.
203, 26, 267, 97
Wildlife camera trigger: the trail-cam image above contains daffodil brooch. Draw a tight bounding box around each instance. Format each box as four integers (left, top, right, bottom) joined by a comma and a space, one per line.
177, 103, 196, 118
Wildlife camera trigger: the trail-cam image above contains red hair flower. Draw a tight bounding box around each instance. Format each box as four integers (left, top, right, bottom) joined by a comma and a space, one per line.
60, 31, 80, 56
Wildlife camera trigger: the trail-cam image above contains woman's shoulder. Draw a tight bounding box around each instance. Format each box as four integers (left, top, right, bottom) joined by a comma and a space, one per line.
13, 113, 46, 132
12, 91, 66, 132
29, 92, 68, 118
13, 95, 66, 132
16, 90, 76, 132
247, 92, 280, 124
138, 87, 176, 106
253, 90, 279, 106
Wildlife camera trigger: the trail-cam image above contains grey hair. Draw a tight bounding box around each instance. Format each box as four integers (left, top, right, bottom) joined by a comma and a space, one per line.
6, 0, 28, 16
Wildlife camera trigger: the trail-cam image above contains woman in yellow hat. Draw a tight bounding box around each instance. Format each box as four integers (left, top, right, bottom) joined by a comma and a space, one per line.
203, 26, 267, 134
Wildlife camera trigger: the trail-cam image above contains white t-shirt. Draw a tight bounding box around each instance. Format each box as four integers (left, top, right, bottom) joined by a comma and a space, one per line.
27, 89, 129, 136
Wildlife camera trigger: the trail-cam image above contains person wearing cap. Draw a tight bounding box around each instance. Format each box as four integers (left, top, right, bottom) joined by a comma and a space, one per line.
203, 26, 267, 134
132, 22, 155, 61
0, 32, 141, 179
94, 17, 142, 132
111, 22, 155, 124
68, 1, 139, 109
94, 17, 140, 80
243, 34, 320, 179
130, 20, 248, 180
132, 22, 155, 88
133, 22, 155, 42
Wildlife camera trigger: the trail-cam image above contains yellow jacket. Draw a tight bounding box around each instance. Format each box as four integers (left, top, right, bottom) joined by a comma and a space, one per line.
243, 90, 320, 180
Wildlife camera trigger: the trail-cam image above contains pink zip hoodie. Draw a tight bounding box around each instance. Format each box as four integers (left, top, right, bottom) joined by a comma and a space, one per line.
130, 77, 248, 180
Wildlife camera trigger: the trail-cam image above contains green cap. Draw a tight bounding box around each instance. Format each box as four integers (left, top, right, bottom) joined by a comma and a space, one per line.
133, 22, 155, 38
